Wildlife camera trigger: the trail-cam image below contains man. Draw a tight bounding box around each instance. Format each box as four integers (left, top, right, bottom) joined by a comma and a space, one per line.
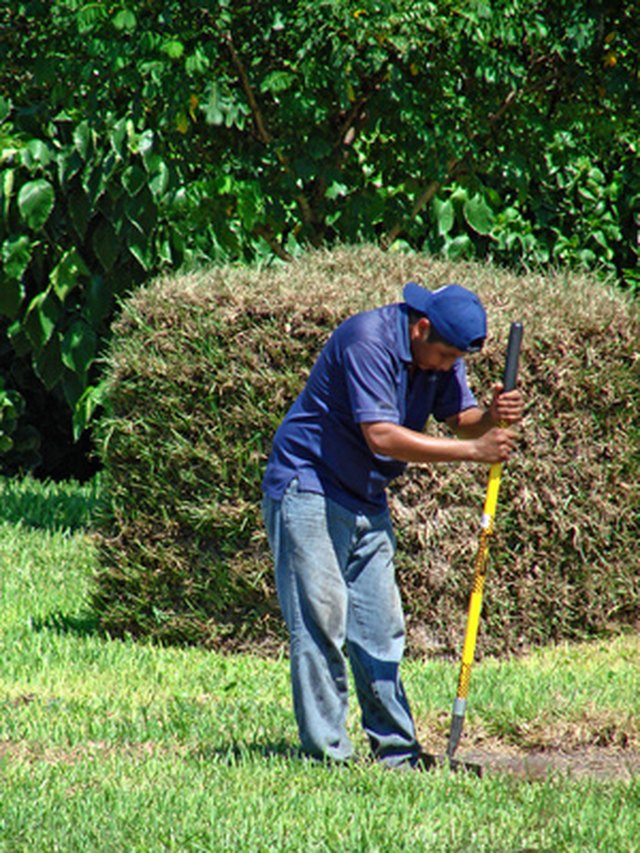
261, 281, 523, 769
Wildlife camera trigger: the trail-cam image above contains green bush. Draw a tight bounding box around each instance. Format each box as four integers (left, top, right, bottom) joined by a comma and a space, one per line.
4, 0, 639, 274
91, 246, 640, 656
0, 107, 181, 473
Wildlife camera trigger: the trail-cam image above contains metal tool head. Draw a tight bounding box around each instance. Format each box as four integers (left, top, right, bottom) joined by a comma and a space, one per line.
417, 751, 483, 778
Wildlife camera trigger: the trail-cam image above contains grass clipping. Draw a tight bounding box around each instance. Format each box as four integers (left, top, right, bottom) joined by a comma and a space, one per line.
91, 245, 640, 656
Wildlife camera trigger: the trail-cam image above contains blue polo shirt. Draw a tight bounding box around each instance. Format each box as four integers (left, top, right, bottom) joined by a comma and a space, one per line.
262, 302, 478, 513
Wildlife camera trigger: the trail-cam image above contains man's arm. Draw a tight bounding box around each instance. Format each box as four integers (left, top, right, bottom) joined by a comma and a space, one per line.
445, 385, 524, 439
360, 420, 515, 464
361, 383, 524, 464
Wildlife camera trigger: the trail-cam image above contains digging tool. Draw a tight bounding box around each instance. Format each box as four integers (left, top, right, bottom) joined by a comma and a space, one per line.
420, 321, 524, 778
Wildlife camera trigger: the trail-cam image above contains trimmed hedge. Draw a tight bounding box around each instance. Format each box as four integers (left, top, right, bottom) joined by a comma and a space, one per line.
91, 245, 640, 657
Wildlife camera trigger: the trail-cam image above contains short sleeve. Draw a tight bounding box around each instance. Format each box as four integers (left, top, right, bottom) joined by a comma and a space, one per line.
433, 359, 478, 421
342, 340, 401, 424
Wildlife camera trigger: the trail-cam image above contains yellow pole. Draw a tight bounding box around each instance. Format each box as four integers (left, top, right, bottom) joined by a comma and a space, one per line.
446, 322, 523, 762
460, 462, 502, 685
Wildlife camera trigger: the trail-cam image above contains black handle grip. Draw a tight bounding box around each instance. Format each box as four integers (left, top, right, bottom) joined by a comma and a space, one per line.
502, 322, 523, 392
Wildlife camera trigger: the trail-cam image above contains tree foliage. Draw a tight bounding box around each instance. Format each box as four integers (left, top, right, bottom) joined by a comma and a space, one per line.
1, 0, 639, 472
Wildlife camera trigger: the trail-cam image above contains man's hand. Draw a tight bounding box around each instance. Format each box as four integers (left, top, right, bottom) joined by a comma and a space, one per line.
446, 383, 524, 440
489, 383, 524, 425
471, 426, 516, 463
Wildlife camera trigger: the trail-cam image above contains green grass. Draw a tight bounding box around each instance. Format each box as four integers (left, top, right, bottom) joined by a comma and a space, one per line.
1, 476, 639, 852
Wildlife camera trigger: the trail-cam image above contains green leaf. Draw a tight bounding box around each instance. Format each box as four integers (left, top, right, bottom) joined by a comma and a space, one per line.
388, 239, 413, 253
0, 420, 16, 442
128, 237, 152, 271
528, 15, 549, 39
2, 234, 32, 280
443, 234, 474, 260
260, 71, 296, 94
23, 291, 61, 352
68, 186, 92, 240
155, 235, 173, 266
21, 139, 53, 171
0, 278, 25, 319
138, 130, 154, 159
162, 40, 184, 59
77, 2, 108, 34
51, 247, 90, 302
34, 332, 64, 390
62, 370, 84, 409
110, 117, 128, 158
122, 164, 147, 197
237, 193, 260, 231
7, 319, 31, 356
148, 161, 169, 199
0, 96, 10, 122
463, 193, 494, 235
112, 9, 137, 32
0, 389, 25, 418
61, 319, 97, 378
223, 101, 246, 130
73, 122, 92, 160
92, 218, 120, 271
433, 197, 455, 236
72, 379, 107, 440
1, 169, 14, 219
57, 148, 84, 187
18, 179, 55, 230
325, 181, 349, 200
185, 49, 210, 75
83, 275, 113, 326
203, 83, 224, 126
125, 187, 156, 234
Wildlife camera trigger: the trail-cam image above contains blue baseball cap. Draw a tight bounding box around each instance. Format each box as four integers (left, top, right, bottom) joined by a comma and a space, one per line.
403, 282, 487, 352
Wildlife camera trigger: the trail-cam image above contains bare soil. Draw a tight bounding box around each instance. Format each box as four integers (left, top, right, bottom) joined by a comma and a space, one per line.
2, 737, 638, 782
457, 746, 640, 781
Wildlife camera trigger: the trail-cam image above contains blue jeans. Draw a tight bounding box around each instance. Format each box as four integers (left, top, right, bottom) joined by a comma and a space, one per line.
262, 480, 420, 767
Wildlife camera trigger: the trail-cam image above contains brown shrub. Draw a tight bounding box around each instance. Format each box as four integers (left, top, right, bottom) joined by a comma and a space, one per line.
91, 245, 640, 657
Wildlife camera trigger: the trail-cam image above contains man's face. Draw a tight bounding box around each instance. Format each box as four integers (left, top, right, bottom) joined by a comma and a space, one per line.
410, 318, 466, 372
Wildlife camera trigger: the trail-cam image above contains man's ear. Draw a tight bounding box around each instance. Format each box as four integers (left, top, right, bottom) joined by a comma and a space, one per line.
409, 315, 431, 346
417, 316, 431, 341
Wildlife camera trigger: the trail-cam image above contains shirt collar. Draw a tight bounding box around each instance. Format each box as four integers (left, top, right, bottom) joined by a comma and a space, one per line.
396, 303, 413, 364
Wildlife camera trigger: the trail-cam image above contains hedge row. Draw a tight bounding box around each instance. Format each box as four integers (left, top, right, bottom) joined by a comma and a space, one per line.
91, 246, 640, 657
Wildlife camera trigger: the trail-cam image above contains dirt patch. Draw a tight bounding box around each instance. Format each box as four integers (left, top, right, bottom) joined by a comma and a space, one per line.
2, 737, 638, 781
0, 739, 160, 766
457, 746, 640, 781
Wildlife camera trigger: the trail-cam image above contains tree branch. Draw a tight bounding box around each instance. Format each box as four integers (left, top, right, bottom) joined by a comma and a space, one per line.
381, 55, 557, 250
253, 225, 293, 262
332, 66, 388, 157
381, 158, 462, 250
224, 32, 272, 145
225, 32, 316, 254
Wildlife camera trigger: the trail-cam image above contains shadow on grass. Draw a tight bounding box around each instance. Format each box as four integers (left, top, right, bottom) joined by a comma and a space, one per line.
0, 477, 102, 532
31, 610, 103, 639
197, 742, 366, 770
200, 742, 300, 763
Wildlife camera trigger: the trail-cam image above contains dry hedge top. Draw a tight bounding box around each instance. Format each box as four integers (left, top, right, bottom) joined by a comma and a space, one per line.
92, 245, 640, 657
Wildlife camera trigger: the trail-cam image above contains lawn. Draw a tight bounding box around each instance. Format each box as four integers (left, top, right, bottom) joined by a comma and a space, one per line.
0, 476, 638, 852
